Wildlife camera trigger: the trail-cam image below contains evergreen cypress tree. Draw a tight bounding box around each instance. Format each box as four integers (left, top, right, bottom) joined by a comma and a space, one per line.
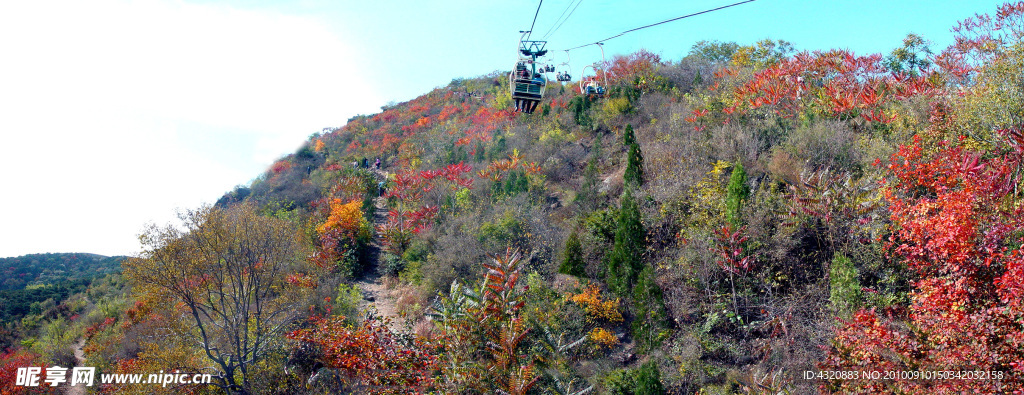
635, 360, 666, 395
558, 231, 586, 277
623, 124, 637, 147
725, 160, 749, 226
605, 188, 645, 296
623, 125, 644, 186
625, 143, 645, 186
632, 266, 667, 351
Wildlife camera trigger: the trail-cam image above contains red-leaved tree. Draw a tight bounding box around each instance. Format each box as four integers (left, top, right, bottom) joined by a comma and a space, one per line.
287, 315, 439, 394
822, 133, 1024, 393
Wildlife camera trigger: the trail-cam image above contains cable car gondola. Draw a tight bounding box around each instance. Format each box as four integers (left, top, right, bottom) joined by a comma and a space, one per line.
510, 31, 549, 114
578, 43, 608, 97
556, 50, 572, 82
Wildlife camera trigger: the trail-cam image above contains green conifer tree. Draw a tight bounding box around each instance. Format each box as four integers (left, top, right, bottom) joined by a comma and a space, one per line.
725, 160, 749, 226
623, 125, 644, 186
829, 253, 862, 319
474, 140, 485, 162
623, 124, 637, 147
558, 231, 586, 277
632, 266, 667, 351
605, 188, 645, 296
635, 360, 666, 395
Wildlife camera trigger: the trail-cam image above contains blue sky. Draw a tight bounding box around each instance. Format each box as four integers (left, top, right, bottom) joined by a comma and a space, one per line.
0, 0, 1009, 258
314, 0, 1006, 105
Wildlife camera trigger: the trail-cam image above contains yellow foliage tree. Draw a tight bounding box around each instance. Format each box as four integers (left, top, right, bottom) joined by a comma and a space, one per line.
124, 202, 310, 394
569, 284, 624, 323
316, 198, 369, 240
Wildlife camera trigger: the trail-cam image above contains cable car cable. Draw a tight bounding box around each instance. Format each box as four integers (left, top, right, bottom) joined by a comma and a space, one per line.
525, 0, 545, 42
544, 0, 585, 40
541, 0, 584, 40
560, 0, 757, 52
536, 0, 577, 38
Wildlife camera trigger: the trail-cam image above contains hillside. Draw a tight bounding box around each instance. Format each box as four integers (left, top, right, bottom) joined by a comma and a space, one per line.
0, 253, 123, 355
4, 3, 1024, 394
0, 253, 123, 291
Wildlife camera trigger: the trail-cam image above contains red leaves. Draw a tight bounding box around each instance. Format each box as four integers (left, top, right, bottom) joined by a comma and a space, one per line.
476, 153, 536, 182
720, 49, 936, 123
429, 248, 538, 394
287, 315, 439, 393
606, 49, 662, 91
945, 1, 1024, 80
389, 163, 473, 202
270, 160, 293, 174
825, 133, 1024, 392
437, 105, 460, 121
381, 162, 473, 254
0, 349, 41, 395
711, 225, 754, 275
285, 273, 318, 289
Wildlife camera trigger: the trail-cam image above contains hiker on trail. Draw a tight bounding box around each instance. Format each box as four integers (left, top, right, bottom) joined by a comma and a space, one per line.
361, 158, 368, 168
378, 180, 386, 197
374, 158, 381, 169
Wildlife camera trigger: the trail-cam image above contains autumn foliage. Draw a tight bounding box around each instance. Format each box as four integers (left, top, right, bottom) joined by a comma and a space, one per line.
287, 315, 438, 393
822, 132, 1024, 392
312, 198, 369, 270
18, 3, 1024, 394
0, 349, 40, 395
428, 249, 539, 394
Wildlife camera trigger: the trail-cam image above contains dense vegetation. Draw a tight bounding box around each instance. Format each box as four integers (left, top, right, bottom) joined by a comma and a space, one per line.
0, 253, 123, 355
5, 3, 1024, 393
0, 253, 122, 291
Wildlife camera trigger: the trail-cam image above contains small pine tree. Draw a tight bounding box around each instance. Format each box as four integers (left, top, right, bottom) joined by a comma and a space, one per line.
725, 160, 749, 226
623, 125, 644, 186
605, 189, 645, 296
635, 360, 666, 395
570, 95, 592, 127
625, 143, 645, 186
604, 360, 666, 395
558, 231, 586, 277
631, 266, 667, 351
623, 124, 637, 147
577, 157, 599, 204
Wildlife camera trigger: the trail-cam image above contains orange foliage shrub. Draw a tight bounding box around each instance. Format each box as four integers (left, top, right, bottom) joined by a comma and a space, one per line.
588, 328, 620, 349
569, 284, 623, 323
316, 199, 368, 240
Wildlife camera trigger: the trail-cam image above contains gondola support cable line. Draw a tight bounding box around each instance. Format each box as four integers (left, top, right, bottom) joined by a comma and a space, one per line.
560, 0, 757, 52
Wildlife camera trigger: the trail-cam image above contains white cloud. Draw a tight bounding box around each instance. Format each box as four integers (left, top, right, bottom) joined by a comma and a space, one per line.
0, 0, 381, 257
